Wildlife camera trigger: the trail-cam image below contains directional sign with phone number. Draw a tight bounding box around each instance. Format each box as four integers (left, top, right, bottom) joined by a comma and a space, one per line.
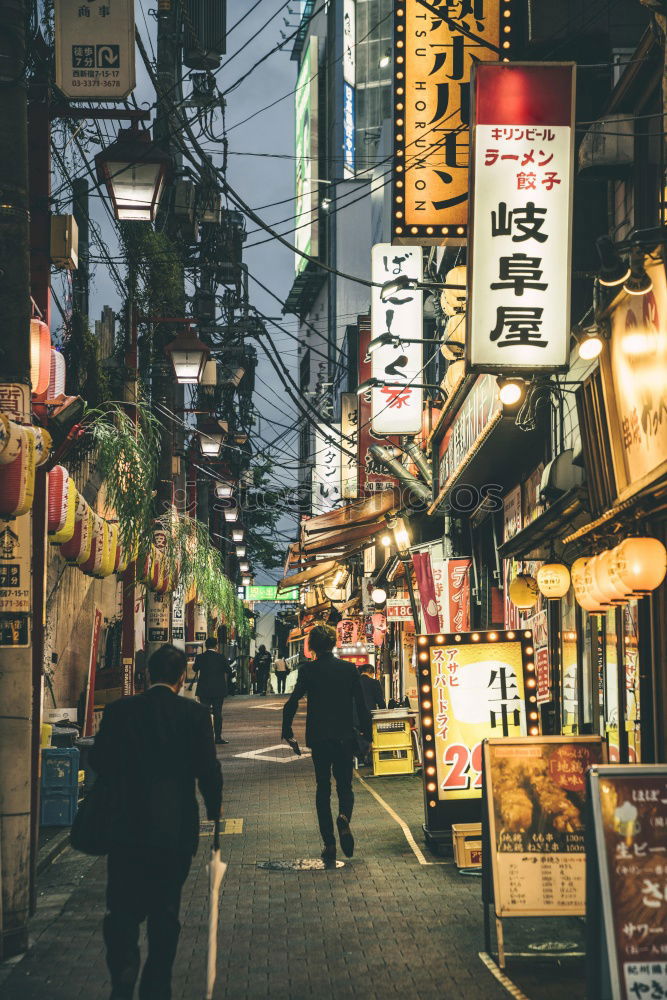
55, 0, 135, 99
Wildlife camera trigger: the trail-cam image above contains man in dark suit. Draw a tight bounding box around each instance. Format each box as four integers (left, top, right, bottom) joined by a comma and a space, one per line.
193, 636, 233, 744
92, 643, 222, 1000
359, 663, 386, 712
282, 624, 371, 862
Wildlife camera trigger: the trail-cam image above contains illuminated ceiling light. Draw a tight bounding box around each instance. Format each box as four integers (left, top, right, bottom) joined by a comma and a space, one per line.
214, 482, 234, 500
95, 128, 171, 222
371, 587, 387, 604
596, 236, 631, 287
496, 376, 525, 407
577, 326, 604, 361
380, 533, 392, 547
235, 544, 246, 557
623, 248, 653, 296
164, 328, 209, 384
379, 48, 391, 68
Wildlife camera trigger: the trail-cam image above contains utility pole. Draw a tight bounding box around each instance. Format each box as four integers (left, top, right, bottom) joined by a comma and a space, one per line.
0, 0, 34, 958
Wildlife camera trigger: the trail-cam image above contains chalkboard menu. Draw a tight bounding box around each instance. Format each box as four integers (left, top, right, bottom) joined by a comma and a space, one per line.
483, 736, 605, 917
587, 765, 667, 1000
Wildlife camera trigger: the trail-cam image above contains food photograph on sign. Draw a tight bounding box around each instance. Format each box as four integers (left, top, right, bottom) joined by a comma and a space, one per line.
417, 630, 536, 807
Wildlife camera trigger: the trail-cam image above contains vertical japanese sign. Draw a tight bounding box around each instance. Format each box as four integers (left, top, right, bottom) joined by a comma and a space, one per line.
468, 63, 575, 373
588, 765, 667, 1000
432, 555, 472, 632
340, 392, 358, 498
392, 0, 503, 244
0, 515, 31, 647
171, 585, 185, 650
55, 0, 136, 100
295, 36, 319, 274
194, 602, 207, 641
526, 608, 550, 703
417, 630, 534, 811
146, 591, 170, 643
312, 423, 342, 514
343, 0, 356, 178
370, 244, 423, 434
357, 317, 400, 495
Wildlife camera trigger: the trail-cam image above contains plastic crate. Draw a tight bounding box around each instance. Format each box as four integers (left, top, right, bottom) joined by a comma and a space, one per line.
40, 788, 78, 827
452, 823, 483, 868
372, 746, 414, 776
41, 747, 80, 790
373, 719, 412, 749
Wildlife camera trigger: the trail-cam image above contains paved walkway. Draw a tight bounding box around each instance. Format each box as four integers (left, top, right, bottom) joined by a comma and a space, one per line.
1, 696, 587, 999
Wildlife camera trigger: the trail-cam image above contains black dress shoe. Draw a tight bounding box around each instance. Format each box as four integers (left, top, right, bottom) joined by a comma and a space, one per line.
336, 814, 354, 857
215, 738, 229, 745
321, 843, 337, 862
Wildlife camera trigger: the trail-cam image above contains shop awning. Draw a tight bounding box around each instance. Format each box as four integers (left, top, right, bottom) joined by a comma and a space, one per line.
300, 491, 401, 556
498, 487, 590, 560
277, 559, 339, 592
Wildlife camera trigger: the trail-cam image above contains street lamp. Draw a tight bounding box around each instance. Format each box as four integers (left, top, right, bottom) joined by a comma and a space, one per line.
235, 544, 246, 557
198, 420, 226, 458
164, 328, 210, 384
232, 528, 244, 543
223, 506, 239, 523
239, 560, 250, 573
214, 482, 234, 500
95, 128, 171, 222
390, 515, 411, 556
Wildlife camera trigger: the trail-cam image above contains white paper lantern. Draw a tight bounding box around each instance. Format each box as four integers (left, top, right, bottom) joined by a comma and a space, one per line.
440, 265, 467, 316
612, 537, 667, 596
536, 562, 570, 599
592, 549, 628, 605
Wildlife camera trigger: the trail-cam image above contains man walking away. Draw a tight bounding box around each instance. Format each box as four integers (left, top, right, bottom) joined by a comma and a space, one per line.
282, 624, 371, 862
193, 636, 233, 744
92, 644, 222, 1000
255, 644, 272, 696
359, 663, 386, 712
274, 653, 289, 694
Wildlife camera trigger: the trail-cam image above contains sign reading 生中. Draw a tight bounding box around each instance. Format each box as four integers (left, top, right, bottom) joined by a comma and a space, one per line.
55, 0, 136, 100
343, 0, 356, 177
467, 63, 575, 374
484, 737, 604, 920
587, 765, 667, 1000
312, 423, 342, 514
295, 36, 319, 274
392, 0, 503, 244
370, 244, 423, 435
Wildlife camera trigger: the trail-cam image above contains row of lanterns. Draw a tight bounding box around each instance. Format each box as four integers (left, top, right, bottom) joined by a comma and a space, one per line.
508, 537, 667, 612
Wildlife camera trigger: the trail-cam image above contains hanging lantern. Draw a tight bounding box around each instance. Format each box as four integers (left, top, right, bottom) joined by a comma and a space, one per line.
572, 557, 609, 614
444, 360, 465, 395
30, 318, 51, 396
570, 557, 589, 591
440, 311, 466, 361
0, 427, 36, 517
164, 328, 210, 384
591, 550, 628, 606
79, 516, 106, 575
47, 467, 77, 544
33, 427, 52, 467
536, 562, 571, 599
0, 415, 23, 465
48, 349, 66, 398
440, 265, 467, 315
95, 522, 118, 577
611, 537, 667, 596
60, 508, 93, 565
95, 128, 171, 222
508, 572, 539, 610
115, 539, 129, 574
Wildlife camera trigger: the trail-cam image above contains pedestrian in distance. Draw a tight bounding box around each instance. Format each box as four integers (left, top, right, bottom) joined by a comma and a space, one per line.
193, 636, 234, 745
91, 643, 222, 1000
356, 663, 385, 766
255, 644, 272, 696
274, 652, 289, 694
282, 624, 371, 862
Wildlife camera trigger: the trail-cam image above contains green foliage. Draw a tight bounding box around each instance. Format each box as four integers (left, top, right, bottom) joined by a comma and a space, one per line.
119, 225, 184, 318
243, 459, 288, 571
63, 314, 112, 408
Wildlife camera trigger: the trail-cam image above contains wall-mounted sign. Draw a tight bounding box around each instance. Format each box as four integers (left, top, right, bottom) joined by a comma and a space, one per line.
387, 598, 415, 620
340, 392, 358, 499
587, 764, 667, 1000
146, 591, 170, 643
467, 62, 575, 373
312, 422, 342, 514
432, 556, 472, 633
246, 584, 299, 602
370, 244, 423, 434
343, 0, 356, 178
392, 0, 503, 244
484, 737, 604, 918
438, 374, 501, 493
601, 255, 667, 502
194, 601, 207, 641
55, 0, 136, 100
295, 36, 319, 274
171, 585, 185, 649
0, 514, 31, 647
525, 609, 550, 703
357, 316, 400, 495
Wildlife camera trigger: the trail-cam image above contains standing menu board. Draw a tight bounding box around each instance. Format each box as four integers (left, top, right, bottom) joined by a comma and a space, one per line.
484, 737, 605, 917
587, 765, 667, 1000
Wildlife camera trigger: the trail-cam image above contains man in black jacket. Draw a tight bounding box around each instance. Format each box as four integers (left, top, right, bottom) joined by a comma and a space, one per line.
193, 636, 233, 744
359, 663, 386, 712
92, 644, 222, 1000
254, 644, 272, 696
282, 624, 371, 862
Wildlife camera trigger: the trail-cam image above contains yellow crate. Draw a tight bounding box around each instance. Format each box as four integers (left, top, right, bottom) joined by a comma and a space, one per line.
78, 770, 85, 785
372, 719, 411, 749
452, 823, 482, 868
372, 746, 414, 776
40, 724, 53, 748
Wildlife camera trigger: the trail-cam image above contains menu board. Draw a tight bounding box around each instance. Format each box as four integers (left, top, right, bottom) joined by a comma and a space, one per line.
484, 736, 605, 917
588, 765, 667, 1000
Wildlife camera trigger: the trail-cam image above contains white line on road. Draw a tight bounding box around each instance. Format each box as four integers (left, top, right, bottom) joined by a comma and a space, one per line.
234, 744, 312, 763
354, 772, 449, 867
478, 952, 531, 1000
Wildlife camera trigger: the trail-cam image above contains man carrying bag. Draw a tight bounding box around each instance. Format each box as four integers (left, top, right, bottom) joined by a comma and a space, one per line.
74, 643, 222, 1000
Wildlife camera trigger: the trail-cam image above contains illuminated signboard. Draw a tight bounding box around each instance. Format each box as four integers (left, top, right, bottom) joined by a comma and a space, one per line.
417, 629, 536, 831
392, 0, 504, 244
312, 422, 342, 514
247, 585, 299, 602
343, 0, 356, 177
370, 244, 423, 434
467, 62, 575, 373
295, 36, 319, 274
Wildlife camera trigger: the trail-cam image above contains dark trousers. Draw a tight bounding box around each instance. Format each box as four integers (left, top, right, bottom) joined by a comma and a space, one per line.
311, 739, 355, 846
257, 668, 269, 694
200, 696, 224, 740
276, 672, 287, 694
104, 848, 191, 1000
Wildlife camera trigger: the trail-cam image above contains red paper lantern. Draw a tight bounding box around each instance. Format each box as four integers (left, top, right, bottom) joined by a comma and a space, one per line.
47, 465, 78, 544
30, 319, 51, 397
80, 516, 106, 576
60, 508, 93, 564
0, 428, 36, 517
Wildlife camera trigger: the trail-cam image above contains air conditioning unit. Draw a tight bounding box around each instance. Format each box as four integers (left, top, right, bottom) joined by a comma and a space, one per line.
578, 115, 634, 176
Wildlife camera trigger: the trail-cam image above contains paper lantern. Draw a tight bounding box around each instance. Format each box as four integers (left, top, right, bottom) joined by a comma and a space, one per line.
79, 515, 106, 575
30, 318, 52, 397
0, 427, 36, 516
0, 415, 22, 465
612, 537, 667, 596
95, 522, 118, 578
444, 360, 465, 395
441, 311, 466, 361
440, 265, 467, 316
60, 508, 93, 565
48, 349, 66, 398
33, 427, 52, 466
572, 557, 608, 614
592, 549, 628, 606
536, 562, 571, 599
508, 573, 539, 610
48, 467, 77, 543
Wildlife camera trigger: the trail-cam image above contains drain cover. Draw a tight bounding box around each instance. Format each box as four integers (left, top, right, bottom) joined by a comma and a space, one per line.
257, 859, 346, 871
528, 941, 580, 953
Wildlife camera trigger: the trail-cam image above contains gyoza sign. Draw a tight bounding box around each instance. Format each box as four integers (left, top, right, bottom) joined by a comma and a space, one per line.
371, 244, 423, 434
467, 63, 575, 374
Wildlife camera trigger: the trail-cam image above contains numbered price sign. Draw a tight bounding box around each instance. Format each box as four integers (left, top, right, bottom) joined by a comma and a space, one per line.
416, 629, 537, 833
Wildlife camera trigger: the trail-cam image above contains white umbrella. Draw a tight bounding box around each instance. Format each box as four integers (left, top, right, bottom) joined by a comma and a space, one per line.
205, 820, 227, 999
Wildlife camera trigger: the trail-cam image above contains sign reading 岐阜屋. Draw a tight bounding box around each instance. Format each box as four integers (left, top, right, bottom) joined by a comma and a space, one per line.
467, 63, 576, 374
392, 0, 504, 244
55, 0, 136, 100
